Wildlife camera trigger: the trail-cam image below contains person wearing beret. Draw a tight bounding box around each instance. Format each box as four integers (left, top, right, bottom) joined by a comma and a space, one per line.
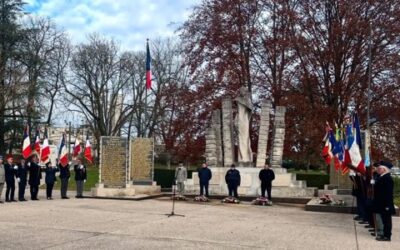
373, 160, 395, 241
4, 155, 18, 202
16, 158, 28, 201
0, 155, 5, 203
45, 162, 59, 200
28, 154, 42, 201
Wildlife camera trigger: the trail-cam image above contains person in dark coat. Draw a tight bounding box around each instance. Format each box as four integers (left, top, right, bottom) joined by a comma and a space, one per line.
350, 171, 367, 223
28, 154, 42, 200
225, 164, 240, 198
59, 161, 71, 199
198, 163, 212, 197
259, 164, 275, 200
45, 162, 59, 200
74, 158, 87, 198
16, 159, 28, 201
373, 161, 395, 241
4, 155, 17, 202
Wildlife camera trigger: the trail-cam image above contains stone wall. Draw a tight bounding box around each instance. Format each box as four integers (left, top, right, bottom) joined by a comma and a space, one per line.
222, 99, 234, 167
270, 106, 286, 168
130, 138, 153, 182
100, 136, 128, 188
256, 100, 272, 167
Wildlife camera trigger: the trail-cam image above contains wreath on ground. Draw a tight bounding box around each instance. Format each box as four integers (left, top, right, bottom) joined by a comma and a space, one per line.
318, 194, 345, 206
222, 197, 241, 204
194, 195, 210, 202
171, 195, 187, 201
251, 196, 272, 206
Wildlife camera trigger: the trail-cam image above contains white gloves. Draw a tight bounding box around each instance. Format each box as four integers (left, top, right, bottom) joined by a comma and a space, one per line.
27, 162, 31, 167
84, 179, 86, 183
80, 165, 84, 169
17, 178, 20, 183
370, 179, 375, 185
14, 165, 18, 170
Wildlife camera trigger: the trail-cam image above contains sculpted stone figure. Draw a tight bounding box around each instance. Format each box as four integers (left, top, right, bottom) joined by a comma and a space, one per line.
235, 87, 253, 164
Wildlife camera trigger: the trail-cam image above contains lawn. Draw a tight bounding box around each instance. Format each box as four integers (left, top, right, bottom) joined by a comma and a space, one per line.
40, 167, 99, 192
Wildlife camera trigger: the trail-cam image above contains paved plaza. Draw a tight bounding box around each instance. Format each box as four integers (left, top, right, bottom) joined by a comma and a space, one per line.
0, 195, 398, 250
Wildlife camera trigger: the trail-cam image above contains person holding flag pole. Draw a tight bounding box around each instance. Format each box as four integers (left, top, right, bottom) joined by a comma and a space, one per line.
58, 133, 70, 199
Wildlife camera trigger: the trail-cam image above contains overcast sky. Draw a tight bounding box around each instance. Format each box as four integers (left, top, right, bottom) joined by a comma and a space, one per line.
24, 0, 200, 51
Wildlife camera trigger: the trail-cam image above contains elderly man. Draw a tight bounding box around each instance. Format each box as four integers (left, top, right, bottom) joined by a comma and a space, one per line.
373, 160, 395, 242
0, 156, 5, 203
175, 162, 187, 196
74, 158, 87, 198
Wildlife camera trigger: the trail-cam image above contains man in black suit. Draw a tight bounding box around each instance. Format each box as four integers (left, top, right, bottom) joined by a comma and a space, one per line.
225, 164, 240, 198
259, 164, 275, 200
74, 158, 87, 198
198, 163, 212, 197
59, 161, 71, 199
373, 160, 395, 241
28, 154, 42, 200
16, 159, 28, 201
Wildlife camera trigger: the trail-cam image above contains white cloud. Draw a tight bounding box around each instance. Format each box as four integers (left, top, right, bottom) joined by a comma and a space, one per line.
25, 0, 200, 51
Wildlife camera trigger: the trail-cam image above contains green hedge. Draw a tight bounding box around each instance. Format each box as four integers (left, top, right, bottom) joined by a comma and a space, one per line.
394, 177, 400, 207
296, 173, 329, 189
154, 169, 194, 188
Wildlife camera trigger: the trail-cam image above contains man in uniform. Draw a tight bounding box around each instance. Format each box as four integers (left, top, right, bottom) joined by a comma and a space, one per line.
74, 158, 87, 198
198, 162, 212, 197
16, 159, 28, 201
259, 164, 275, 200
28, 154, 42, 200
59, 160, 70, 199
225, 164, 241, 198
0, 156, 5, 203
373, 160, 395, 241
4, 155, 17, 202
175, 162, 187, 196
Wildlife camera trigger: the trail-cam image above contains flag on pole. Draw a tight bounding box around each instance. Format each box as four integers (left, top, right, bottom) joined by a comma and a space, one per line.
84, 134, 93, 163
146, 39, 152, 90
321, 122, 333, 165
34, 128, 41, 155
58, 133, 69, 166
22, 124, 32, 159
41, 128, 50, 163
344, 113, 366, 175
73, 137, 81, 157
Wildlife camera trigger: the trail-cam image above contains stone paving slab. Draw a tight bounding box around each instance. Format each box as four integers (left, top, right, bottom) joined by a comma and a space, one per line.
0, 196, 398, 249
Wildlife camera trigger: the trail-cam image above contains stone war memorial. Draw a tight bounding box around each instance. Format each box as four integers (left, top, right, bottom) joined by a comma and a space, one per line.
91, 136, 160, 197
186, 87, 316, 197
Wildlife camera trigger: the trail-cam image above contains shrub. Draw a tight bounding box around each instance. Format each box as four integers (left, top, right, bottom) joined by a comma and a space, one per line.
296, 173, 329, 189
154, 169, 193, 188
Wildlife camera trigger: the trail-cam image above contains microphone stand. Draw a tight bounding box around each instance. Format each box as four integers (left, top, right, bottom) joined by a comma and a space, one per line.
165, 176, 184, 218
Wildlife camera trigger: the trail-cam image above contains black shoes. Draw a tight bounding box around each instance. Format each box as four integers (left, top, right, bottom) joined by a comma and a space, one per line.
353, 216, 361, 221
75, 195, 83, 199
62, 197, 70, 199
47, 197, 53, 200
19, 199, 27, 202
376, 236, 391, 241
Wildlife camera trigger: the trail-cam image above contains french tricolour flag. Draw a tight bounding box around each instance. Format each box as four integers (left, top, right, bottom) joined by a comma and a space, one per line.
84, 134, 93, 163
22, 124, 32, 159
73, 137, 81, 157
58, 133, 69, 166
41, 128, 50, 163
34, 128, 41, 155
146, 39, 152, 90
344, 113, 366, 175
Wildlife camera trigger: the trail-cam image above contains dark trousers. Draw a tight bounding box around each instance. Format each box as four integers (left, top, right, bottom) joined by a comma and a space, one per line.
6, 181, 15, 201
18, 181, 27, 200
365, 198, 374, 226
46, 183, 54, 198
381, 212, 392, 239
228, 184, 238, 198
30, 185, 39, 200
200, 182, 209, 197
261, 182, 272, 200
76, 180, 84, 197
356, 195, 367, 220
60, 178, 69, 198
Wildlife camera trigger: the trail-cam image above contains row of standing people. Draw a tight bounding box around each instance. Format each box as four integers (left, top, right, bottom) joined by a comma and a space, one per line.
175, 163, 275, 200
351, 161, 395, 242
0, 154, 87, 203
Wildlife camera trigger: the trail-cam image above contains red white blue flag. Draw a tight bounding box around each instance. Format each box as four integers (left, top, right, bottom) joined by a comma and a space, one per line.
22, 124, 32, 159
146, 39, 152, 90
58, 133, 69, 166
84, 134, 93, 163
344, 113, 366, 175
34, 128, 41, 155
73, 137, 81, 157
41, 128, 50, 163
